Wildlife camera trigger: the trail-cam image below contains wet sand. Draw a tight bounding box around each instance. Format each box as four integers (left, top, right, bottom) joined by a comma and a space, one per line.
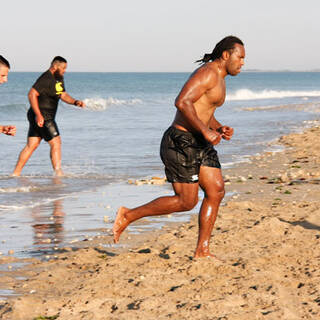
1, 125, 320, 319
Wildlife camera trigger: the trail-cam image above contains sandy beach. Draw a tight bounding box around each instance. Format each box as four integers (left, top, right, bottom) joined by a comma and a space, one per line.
1, 125, 320, 320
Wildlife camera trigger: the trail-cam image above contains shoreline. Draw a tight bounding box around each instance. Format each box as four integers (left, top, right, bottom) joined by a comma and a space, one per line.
1, 125, 320, 319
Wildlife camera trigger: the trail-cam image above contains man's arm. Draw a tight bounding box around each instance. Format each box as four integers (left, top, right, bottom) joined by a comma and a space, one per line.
209, 114, 223, 130
175, 68, 221, 145
209, 113, 234, 140
209, 115, 234, 140
28, 88, 44, 127
60, 92, 85, 108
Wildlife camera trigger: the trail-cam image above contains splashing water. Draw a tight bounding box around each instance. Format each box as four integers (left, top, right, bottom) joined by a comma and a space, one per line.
227, 89, 320, 101
83, 97, 142, 111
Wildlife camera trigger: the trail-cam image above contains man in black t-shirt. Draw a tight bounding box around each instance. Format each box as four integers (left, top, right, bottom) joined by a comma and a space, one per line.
13, 56, 85, 176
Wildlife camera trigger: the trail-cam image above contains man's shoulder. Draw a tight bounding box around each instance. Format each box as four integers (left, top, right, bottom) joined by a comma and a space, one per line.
191, 63, 219, 85
32, 70, 54, 92
36, 70, 53, 81
33, 70, 53, 86
196, 62, 219, 75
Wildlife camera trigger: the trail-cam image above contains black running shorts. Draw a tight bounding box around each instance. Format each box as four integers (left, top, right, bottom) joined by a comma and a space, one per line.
160, 126, 221, 183
27, 109, 60, 142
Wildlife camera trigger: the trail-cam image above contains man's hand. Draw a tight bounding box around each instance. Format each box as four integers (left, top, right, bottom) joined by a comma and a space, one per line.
36, 114, 44, 127
74, 100, 85, 108
2, 125, 16, 136
218, 126, 234, 140
203, 128, 222, 145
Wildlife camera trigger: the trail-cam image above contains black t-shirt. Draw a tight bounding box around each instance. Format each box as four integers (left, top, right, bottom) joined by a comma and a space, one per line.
29, 70, 66, 120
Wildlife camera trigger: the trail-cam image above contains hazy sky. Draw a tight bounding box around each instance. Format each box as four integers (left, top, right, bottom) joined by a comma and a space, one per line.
2, 0, 320, 72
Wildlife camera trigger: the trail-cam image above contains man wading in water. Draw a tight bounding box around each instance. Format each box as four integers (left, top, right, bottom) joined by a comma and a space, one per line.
113, 36, 245, 258
12, 56, 85, 176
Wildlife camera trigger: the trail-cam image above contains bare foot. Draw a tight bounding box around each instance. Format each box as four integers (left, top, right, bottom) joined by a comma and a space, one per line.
113, 207, 130, 243
194, 251, 224, 261
11, 172, 20, 177
54, 169, 64, 177
194, 252, 215, 258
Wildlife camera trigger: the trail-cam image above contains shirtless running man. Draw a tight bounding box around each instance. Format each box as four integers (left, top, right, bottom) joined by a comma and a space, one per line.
113, 36, 245, 258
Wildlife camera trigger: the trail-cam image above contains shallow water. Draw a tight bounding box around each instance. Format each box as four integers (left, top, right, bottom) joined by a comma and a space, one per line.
0, 71, 320, 259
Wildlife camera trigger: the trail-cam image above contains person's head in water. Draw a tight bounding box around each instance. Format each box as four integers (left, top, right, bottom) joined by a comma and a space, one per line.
0, 55, 10, 84
196, 36, 245, 76
51, 56, 67, 78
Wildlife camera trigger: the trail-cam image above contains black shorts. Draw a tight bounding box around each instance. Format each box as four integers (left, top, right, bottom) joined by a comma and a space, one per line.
160, 126, 221, 183
27, 109, 60, 142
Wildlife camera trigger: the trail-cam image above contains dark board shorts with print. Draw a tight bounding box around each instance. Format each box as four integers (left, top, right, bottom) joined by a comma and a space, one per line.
160, 126, 221, 183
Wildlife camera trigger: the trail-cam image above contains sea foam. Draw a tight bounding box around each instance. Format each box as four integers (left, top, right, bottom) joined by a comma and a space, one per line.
83, 97, 142, 111
0, 186, 38, 193
227, 89, 320, 101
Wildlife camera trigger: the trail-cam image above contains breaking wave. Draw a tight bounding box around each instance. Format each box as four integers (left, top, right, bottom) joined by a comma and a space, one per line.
83, 97, 142, 111
227, 89, 320, 101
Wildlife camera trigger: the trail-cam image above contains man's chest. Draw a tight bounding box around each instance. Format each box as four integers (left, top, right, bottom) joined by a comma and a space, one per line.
42, 80, 64, 98
205, 83, 226, 107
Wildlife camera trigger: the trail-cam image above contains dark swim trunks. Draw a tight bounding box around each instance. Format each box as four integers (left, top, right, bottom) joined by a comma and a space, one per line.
27, 109, 60, 141
160, 126, 221, 183
26, 70, 65, 142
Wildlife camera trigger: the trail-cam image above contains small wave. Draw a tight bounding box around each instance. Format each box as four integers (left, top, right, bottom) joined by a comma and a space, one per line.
0, 182, 65, 193
83, 97, 142, 111
0, 205, 29, 211
222, 156, 251, 169
241, 105, 291, 111
240, 102, 320, 112
227, 89, 320, 101
0, 186, 38, 193
0, 196, 71, 211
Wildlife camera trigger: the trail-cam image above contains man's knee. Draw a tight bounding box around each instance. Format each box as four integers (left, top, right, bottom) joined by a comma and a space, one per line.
27, 141, 40, 152
49, 138, 61, 150
50, 144, 61, 152
205, 182, 225, 200
218, 187, 225, 200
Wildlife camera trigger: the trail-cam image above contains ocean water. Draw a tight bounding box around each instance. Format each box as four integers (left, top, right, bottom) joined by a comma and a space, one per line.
0, 71, 320, 259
